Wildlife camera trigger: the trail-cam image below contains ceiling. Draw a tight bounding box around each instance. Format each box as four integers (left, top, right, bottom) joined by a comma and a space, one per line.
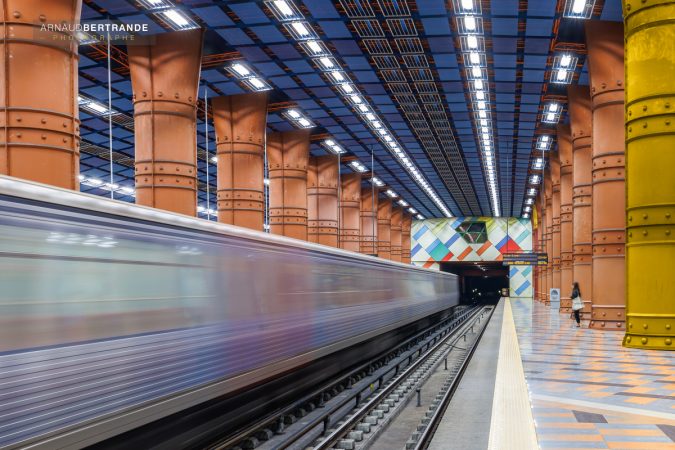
75, 0, 624, 221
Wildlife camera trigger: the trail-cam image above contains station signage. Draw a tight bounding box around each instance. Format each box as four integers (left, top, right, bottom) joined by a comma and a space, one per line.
502, 252, 548, 266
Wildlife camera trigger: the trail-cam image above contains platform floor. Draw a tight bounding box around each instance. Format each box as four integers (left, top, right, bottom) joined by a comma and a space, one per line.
432, 298, 675, 450
512, 298, 675, 449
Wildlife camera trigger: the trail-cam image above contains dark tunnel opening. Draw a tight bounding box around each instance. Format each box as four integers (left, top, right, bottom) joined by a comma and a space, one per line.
439, 262, 509, 304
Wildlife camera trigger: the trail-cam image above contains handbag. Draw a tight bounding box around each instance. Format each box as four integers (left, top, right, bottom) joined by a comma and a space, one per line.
572, 297, 584, 311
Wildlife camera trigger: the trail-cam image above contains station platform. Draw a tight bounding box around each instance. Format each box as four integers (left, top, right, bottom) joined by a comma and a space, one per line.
430, 298, 675, 450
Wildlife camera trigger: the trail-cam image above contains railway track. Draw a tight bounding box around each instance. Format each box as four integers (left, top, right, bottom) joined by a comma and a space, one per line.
212, 304, 493, 450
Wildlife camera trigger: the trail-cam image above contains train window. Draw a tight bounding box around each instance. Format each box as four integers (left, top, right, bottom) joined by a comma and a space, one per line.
456, 221, 487, 244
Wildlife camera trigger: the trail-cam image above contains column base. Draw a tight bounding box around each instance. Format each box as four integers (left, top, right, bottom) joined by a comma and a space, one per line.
559, 299, 572, 314
589, 305, 625, 330
623, 312, 675, 350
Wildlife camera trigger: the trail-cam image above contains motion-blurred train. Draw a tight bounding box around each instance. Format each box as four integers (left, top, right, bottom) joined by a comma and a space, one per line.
0, 176, 459, 448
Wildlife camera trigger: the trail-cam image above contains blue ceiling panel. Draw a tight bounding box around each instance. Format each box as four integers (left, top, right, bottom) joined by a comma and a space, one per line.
250, 25, 287, 43
303, 0, 341, 18
217, 29, 254, 46
193, 6, 233, 27
227, 3, 270, 25
267, 44, 304, 60
493, 18, 519, 35
317, 21, 352, 38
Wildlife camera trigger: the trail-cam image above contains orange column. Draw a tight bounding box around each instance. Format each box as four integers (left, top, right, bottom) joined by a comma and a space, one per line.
547, 178, 553, 304
534, 197, 548, 303
267, 130, 310, 240
340, 173, 361, 252
568, 85, 594, 318
307, 155, 338, 246
401, 212, 412, 264
377, 197, 392, 260
586, 21, 626, 330
0, 0, 81, 188
551, 148, 562, 296
360, 187, 379, 255
129, 30, 203, 216
390, 206, 403, 262
558, 125, 574, 313
211, 92, 268, 231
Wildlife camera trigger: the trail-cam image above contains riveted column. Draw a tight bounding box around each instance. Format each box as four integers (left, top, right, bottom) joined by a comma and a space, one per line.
623, 0, 675, 349
558, 125, 574, 313
0, 0, 82, 188
551, 148, 562, 298
211, 92, 268, 230
532, 204, 540, 301
377, 197, 392, 260
306, 155, 338, 247
360, 186, 378, 255
545, 173, 553, 305
129, 30, 203, 216
390, 206, 403, 262
569, 85, 594, 318
339, 172, 361, 252
585, 21, 627, 331
538, 196, 547, 302
267, 130, 310, 240
401, 212, 412, 264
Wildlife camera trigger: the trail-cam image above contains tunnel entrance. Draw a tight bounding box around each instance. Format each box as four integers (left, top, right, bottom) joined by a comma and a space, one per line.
439, 262, 508, 304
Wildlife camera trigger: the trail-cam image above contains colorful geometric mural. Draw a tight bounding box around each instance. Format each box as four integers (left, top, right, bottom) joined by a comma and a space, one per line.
411, 217, 533, 298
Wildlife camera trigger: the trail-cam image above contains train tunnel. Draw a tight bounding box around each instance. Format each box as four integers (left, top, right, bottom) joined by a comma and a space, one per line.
440, 262, 509, 304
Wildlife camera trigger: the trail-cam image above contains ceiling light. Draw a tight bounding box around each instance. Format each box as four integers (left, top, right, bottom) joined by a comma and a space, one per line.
307, 40, 322, 54
469, 52, 480, 65
476, 91, 485, 100
349, 161, 367, 173
288, 109, 301, 119
319, 57, 333, 69
371, 177, 385, 186
416, 214, 424, 220
162, 9, 190, 28
461, 0, 474, 9
365, 113, 375, 121
292, 21, 310, 36
398, 199, 409, 207
477, 101, 486, 110
273, 0, 294, 16
549, 103, 559, 112
249, 77, 264, 89
560, 54, 572, 67
572, 0, 585, 14
386, 189, 398, 198
331, 71, 344, 81
474, 80, 484, 90
341, 83, 354, 93
556, 69, 567, 81
467, 35, 478, 49
350, 94, 362, 104
232, 63, 250, 77
464, 16, 477, 31
298, 117, 311, 127
325, 139, 335, 146
87, 101, 108, 114
471, 67, 481, 78
358, 104, 368, 112
409, 207, 417, 214
211, 156, 218, 163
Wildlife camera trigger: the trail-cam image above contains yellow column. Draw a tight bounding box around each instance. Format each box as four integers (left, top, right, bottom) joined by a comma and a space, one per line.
623, 0, 675, 350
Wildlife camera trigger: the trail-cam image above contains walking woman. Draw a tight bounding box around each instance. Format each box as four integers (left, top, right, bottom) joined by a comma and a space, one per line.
571, 281, 583, 327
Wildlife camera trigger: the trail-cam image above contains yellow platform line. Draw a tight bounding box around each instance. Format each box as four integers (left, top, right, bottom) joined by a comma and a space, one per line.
488, 298, 539, 450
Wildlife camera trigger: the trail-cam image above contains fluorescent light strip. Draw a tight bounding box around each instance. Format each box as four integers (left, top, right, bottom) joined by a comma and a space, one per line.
80, 176, 135, 197
454, 3, 500, 216
268, 0, 451, 218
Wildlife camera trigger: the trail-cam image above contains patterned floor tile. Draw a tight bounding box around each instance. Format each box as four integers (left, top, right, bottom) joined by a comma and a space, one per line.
508, 298, 675, 449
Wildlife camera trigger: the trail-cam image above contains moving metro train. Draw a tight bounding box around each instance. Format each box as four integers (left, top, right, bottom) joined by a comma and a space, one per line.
0, 176, 460, 449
